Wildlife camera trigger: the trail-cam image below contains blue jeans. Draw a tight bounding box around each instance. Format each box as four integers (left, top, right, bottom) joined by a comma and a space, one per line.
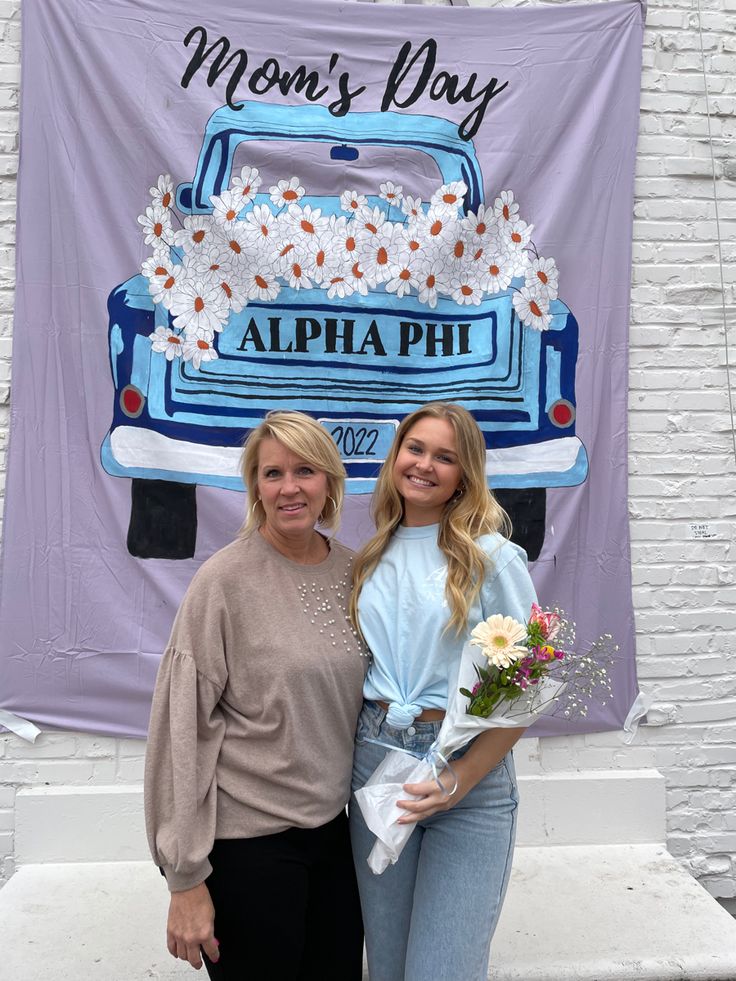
349, 700, 518, 981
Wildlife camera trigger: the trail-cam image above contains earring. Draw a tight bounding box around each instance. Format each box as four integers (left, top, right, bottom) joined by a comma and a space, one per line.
319, 495, 338, 523
249, 497, 261, 520
452, 484, 465, 501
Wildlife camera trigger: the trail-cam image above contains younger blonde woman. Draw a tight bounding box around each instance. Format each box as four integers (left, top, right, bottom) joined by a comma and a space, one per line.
349, 402, 537, 981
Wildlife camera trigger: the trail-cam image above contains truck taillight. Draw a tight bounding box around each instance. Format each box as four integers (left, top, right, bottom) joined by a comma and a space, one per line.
549, 399, 574, 428
120, 385, 145, 418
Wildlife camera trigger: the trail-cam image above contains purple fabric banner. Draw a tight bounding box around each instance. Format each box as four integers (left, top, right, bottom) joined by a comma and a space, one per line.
0, 0, 644, 737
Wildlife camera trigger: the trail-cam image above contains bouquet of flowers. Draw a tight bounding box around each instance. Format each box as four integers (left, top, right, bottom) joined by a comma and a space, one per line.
355, 604, 616, 874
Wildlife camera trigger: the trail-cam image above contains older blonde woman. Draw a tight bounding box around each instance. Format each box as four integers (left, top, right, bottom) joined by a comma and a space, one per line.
145, 411, 366, 981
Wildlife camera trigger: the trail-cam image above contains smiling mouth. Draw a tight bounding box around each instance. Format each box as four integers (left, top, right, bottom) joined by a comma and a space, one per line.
407, 475, 435, 488
279, 503, 306, 511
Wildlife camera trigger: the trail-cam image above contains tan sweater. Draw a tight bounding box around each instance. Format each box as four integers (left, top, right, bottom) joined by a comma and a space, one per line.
144, 531, 367, 892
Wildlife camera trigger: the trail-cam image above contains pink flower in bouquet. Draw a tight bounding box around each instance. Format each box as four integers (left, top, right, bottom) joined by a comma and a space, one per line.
529, 602, 561, 642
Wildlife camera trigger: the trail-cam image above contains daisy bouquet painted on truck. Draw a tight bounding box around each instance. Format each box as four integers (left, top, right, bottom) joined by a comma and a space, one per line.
355, 603, 617, 874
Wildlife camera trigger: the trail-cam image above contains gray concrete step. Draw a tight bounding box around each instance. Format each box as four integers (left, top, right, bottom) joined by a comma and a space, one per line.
2, 846, 736, 980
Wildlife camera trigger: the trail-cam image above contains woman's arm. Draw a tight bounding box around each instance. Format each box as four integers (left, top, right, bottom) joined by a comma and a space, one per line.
399, 542, 537, 822
397, 725, 525, 823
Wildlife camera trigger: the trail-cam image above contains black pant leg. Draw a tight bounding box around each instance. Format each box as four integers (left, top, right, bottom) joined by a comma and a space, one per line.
204, 834, 310, 981
298, 811, 364, 981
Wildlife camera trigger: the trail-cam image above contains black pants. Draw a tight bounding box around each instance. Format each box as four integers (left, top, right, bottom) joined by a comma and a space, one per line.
203, 810, 364, 981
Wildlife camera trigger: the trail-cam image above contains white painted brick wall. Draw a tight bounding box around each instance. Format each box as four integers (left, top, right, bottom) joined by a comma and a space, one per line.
0, 0, 735, 906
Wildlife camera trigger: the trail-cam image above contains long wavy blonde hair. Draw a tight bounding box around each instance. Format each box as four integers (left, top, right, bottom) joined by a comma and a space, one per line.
350, 403, 510, 635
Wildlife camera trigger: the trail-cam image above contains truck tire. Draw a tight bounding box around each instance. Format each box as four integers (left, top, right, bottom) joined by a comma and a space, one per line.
127, 479, 197, 559
494, 488, 546, 563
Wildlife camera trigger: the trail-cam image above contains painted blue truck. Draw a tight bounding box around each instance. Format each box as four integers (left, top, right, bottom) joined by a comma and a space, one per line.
101, 102, 588, 559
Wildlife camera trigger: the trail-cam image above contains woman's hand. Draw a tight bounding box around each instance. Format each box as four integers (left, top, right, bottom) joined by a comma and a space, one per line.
396, 754, 475, 823
167, 882, 219, 970
396, 725, 526, 824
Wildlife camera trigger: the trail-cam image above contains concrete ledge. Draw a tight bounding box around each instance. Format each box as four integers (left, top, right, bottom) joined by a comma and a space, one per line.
3, 846, 736, 981
14, 769, 666, 862
492, 844, 736, 981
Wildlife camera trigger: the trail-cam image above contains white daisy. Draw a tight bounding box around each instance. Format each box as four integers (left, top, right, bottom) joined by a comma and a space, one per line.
416, 206, 455, 246
330, 215, 360, 266
493, 190, 520, 225
401, 195, 424, 223
440, 229, 473, 271
385, 258, 419, 298
478, 251, 513, 295
324, 274, 355, 300
304, 231, 339, 286
138, 205, 173, 248
149, 325, 184, 360
242, 264, 281, 303
379, 181, 403, 207
183, 246, 235, 280
216, 272, 248, 314
470, 614, 528, 670
354, 205, 387, 237
170, 279, 230, 334
149, 175, 175, 210
414, 253, 447, 309
174, 215, 214, 253
345, 261, 370, 296
215, 223, 254, 262
340, 189, 368, 215
461, 204, 494, 239
243, 204, 277, 244
142, 257, 183, 309
358, 225, 396, 285
281, 253, 314, 291
210, 189, 245, 227
285, 204, 327, 240
526, 256, 559, 300
269, 176, 305, 208
430, 180, 468, 213
513, 286, 552, 331
182, 329, 219, 371
231, 165, 261, 205
449, 272, 483, 306
501, 220, 534, 276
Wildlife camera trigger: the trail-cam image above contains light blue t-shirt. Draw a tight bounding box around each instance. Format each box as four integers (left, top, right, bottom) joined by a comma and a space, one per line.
359, 524, 537, 729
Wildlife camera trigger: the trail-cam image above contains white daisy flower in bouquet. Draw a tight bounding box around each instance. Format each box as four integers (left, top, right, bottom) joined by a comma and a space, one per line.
174, 215, 214, 254
330, 215, 360, 275
170, 278, 230, 334
430, 180, 468, 213
142, 255, 182, 310
267, 233, 301, 271
440, 228, 474, 271
340, 189, 368, 215
242, 262, 282, 303
449, 269, 483, 306
149, 174, 175, 210
354, 204, 387, 238
183, 244, 234, 278
401, 195, 424, 223
470, 614, 528, 670
526, 256, 559, 301
493, 189, 520, 225
478, 250, 513, 295
243, 203, 278, 245
358, 224, 396, 285
214, 222, 254, 264
396, 224, 430, 263
379, 181, 403, 208
269, 176, 305, 209
210, 189, 245, 228
149, 325, 184, 360
182, 328, 219, 371
285, 204, 328, 241
231, 165, 261, 205
513, 285, 552, 331
138, 205, 173, 249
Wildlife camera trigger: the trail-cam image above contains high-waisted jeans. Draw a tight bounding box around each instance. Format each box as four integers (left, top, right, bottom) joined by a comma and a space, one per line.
349, 699, 518, 981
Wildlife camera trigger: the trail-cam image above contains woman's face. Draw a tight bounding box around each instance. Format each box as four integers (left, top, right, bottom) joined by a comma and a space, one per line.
392, 416, 463, 526
255, 438, 329, 541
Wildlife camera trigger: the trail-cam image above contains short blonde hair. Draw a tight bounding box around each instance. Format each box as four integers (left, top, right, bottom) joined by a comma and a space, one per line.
240, 411, 346, 534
